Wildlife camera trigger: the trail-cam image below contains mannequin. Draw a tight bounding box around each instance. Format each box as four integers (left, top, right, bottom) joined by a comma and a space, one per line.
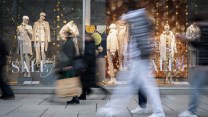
17, 16, 33, 77
159, 23, 177, 84
107, 23, 119, 84
59, 20, 80, 56
186, 22, 200, 67
116, 19, 129, 70
32, 12, 51, 65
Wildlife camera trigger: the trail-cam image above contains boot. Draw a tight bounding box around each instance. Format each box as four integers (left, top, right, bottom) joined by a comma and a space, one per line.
78, 94, 87, 100
67, 97, 80, 104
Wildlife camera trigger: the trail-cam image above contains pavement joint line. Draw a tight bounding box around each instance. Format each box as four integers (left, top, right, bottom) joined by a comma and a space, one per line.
96, 103, 97, 112
38, 98, 48, 105
39, 108, 49, 117
4, 105, 23, 116
16, 96, 27, 102
198, 106, 208, 112
162, 102, 175, 111
127, 107, 134, 117
163, 95, 175, 102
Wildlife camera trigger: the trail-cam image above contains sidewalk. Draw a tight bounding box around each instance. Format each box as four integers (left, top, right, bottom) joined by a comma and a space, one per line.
0, 94, 208, 117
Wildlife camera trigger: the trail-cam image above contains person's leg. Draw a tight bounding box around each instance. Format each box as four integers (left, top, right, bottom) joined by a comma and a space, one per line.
138, 88, 147, 108
40, 42, 46, 63
35, 42, 40, 64
137, 60, 164, 115
0, 67, 15, 98
188, 68, 207, 114
78, 87, 87, 100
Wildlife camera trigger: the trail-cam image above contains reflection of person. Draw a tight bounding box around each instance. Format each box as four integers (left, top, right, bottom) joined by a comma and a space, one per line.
107, 23, 119, 84
0, 38, 15, 100
186, 23, 200, 67
32, 12, 51, 64
159, 23, 177, 84
17, 16, 33, 77
177, 15, 208, 117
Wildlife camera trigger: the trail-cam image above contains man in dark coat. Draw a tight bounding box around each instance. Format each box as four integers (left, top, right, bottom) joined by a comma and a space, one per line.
0, 38, 15, 100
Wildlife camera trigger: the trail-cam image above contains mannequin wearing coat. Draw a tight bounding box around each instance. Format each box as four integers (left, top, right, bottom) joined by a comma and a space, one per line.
186, 23, 200, 67
17, 16, 33, 77
159, 24, 177, 84
32, 12, 51, 65
116, 20, 129, 70
107, 23, 119, 84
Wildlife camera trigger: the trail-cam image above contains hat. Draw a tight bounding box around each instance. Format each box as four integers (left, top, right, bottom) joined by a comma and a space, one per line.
91, 33, 102, 45
66, 20, 79, 37
96, 25, 106, 34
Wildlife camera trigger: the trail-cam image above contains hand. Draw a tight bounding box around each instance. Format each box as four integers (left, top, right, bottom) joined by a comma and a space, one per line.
98, 46, 103, 52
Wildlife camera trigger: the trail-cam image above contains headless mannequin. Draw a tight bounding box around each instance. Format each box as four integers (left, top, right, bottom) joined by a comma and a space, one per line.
107, 23, 119, 84
159, 24, 177, 84
33, 12, 51, 65
17, 16, 33, 77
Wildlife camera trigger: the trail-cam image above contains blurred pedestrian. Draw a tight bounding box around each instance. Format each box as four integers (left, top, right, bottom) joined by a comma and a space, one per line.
177, 15, 208, 117
0, 37, 15, 100
67, 33, 110, 104
58, 20, 80, 104
96, 8, 165, 117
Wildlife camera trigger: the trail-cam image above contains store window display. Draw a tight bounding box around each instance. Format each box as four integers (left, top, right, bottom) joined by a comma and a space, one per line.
107, 23, 119, 84
186, 23, 200, 67
159, 23, 177, 84
17, 16, 33, 77
32, 12, 51, 65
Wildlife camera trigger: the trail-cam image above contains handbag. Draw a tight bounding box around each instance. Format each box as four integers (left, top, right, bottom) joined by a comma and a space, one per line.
55, 76, 82, 98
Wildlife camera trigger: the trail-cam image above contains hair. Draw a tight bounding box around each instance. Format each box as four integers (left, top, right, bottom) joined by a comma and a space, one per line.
22, 16, 29, 20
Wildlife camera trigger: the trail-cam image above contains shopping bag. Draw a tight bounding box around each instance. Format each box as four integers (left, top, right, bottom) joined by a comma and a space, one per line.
55, 77, 82, 98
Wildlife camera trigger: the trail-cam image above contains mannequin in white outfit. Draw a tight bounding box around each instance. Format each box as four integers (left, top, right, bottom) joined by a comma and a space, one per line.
107, 23, 119, 84
186, 23, 200, 67
116, 19, 129, 70
159, 24, 177, 84
17, 16, 33, 77
32, 12, 51, 65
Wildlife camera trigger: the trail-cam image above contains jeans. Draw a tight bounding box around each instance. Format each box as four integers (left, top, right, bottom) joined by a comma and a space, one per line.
107, 60, 164, 114
188, 67, 208, 114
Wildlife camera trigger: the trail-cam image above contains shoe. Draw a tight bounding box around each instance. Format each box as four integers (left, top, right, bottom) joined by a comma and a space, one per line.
108, 77, 117, 85
78, 94, 87, 100
148, 112, 165, 117
178, 110, 198, 117
66, 97, 80, 104
0, 95, 15, 100
131, 106, 148, 114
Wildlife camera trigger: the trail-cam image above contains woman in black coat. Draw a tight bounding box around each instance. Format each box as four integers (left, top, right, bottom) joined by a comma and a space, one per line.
67, 33, 110, 104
